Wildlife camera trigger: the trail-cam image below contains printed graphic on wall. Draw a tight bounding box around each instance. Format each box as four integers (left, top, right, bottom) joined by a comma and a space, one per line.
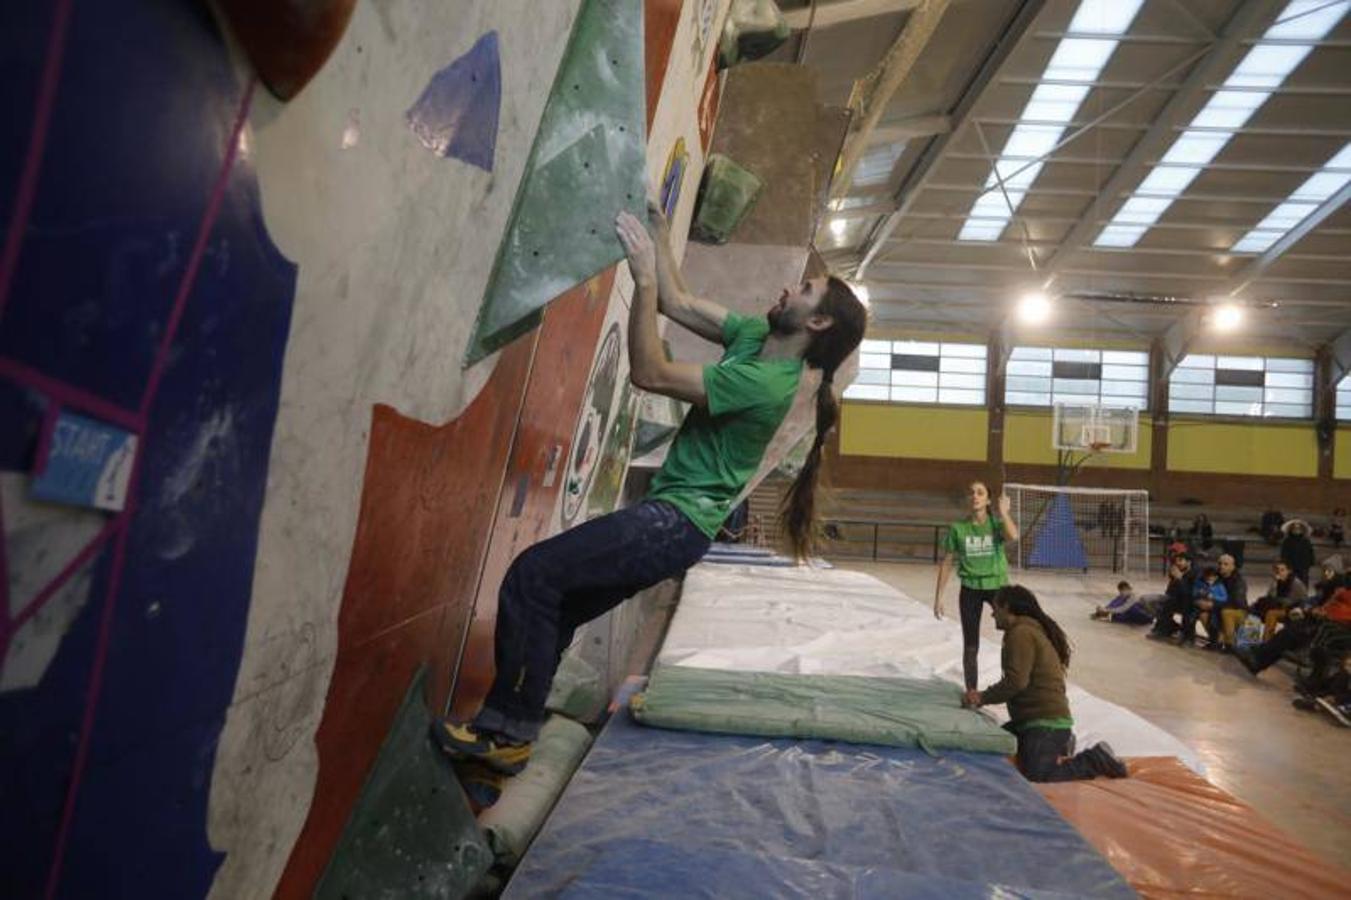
660, 137, 689, 219
585, 381, 640, 519
561, 323, 622, 525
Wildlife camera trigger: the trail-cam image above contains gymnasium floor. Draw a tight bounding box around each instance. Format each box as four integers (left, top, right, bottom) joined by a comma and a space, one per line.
840, 560, 1351, 868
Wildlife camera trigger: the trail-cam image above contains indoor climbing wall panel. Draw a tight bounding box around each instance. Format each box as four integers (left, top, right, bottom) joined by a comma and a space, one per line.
0, 2, 296, 897
229, 2, 586, 898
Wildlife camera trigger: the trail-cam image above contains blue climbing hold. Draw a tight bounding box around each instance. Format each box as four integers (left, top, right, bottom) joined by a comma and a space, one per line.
406, 31, 501, 171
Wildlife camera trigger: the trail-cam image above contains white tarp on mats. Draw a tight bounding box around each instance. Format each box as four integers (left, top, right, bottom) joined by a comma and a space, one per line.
659, 563, 1204, 773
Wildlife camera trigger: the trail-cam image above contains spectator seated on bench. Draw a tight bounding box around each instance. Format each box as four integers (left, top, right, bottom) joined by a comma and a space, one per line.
1146, 553, 1198, 643
1247, 560, 1308, 640
1236, 583, 1351, 689
1210, 554, 1250, 650
1313, 555, 1347, 606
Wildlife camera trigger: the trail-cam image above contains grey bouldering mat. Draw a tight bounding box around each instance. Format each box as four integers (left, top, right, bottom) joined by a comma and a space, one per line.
630, 665, 1017, 755
478, 715, 594, 866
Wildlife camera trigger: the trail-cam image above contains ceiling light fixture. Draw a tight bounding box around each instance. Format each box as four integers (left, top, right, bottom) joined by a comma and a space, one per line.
1017, 291, 1052, 324
1212, 303, 1244, 331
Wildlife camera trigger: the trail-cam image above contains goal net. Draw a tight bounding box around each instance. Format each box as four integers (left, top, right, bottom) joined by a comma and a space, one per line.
1005, 483, 1150, 576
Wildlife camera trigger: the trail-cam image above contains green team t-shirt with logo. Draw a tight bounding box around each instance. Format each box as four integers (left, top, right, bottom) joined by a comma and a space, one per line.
646, 313, 801, 538
944, 516, 1009, 590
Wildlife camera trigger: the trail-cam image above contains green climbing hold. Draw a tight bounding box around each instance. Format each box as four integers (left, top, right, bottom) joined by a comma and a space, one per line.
314, 667, 492, 899
465, 0, 647, 365
690, 154, 764, 244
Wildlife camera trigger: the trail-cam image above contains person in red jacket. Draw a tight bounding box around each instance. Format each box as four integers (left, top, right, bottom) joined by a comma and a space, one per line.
1236, 586, 1351, 692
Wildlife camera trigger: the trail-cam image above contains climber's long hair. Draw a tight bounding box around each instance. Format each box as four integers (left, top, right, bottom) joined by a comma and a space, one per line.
994, 584, 1073, 670
780, 276, 867, 561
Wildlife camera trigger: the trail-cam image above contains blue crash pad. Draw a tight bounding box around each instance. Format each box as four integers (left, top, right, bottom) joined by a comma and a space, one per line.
505, 684, 1134, 899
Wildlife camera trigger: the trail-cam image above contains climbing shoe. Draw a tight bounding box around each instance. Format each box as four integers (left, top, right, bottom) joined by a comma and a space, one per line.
431, 719, 532, 775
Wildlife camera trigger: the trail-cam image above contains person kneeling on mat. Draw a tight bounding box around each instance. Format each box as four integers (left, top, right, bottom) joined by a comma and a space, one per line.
964, 585, 1128, 782
431, 204, 867, 785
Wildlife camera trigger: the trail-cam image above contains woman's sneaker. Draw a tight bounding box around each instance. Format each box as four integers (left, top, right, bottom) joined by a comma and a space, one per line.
1315, 697, 1351, 728
1087, 742, 1129, 779
431, 720, 532, 775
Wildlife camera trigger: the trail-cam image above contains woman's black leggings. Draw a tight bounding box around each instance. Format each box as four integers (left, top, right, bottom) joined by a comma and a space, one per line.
959, 585, 998, 690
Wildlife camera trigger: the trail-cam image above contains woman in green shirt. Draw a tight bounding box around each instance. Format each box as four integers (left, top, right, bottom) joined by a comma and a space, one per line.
934, 481, 1019, 690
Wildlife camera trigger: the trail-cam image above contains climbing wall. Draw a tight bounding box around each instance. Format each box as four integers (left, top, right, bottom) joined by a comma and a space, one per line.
0, 0, 582, 897
1, 0, 742, 896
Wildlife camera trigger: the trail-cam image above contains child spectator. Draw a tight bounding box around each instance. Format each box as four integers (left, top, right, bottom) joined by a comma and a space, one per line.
1092, 580, 1153, 625
1190, 565, 1228, 648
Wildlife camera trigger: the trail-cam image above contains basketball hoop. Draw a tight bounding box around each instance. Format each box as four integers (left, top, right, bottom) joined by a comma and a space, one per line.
1053, 403, 1139, 456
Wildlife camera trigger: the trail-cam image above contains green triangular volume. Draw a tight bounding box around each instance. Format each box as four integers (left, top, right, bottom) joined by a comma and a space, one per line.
464, 0, 648, 366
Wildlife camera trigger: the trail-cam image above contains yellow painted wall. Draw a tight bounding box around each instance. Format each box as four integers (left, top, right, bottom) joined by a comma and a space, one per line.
1167, 420, 1318, 477
1336, 426, 1351, 480
1002, 411, 1153, 470
840, 403, 988, 461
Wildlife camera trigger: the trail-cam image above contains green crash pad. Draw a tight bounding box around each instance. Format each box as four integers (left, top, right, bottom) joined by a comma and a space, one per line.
629, 665, 1017, 755
315, 667, 492, 899
690, 153, 764, 244
465, 0, 647, 364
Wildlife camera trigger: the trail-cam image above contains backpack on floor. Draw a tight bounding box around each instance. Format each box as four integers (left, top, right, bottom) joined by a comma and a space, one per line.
1235, 615, 1265, 651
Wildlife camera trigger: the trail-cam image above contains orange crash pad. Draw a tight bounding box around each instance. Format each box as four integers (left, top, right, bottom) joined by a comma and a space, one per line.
1037, 756, 1350, 900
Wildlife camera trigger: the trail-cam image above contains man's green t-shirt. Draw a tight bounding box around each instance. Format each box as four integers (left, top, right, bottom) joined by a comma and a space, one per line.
944, 516, 1009, 590
647, 313, 801, 538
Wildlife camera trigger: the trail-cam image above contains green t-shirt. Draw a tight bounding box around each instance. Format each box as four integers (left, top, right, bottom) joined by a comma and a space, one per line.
944, 516, 1009, 590
647, 313, 801, 538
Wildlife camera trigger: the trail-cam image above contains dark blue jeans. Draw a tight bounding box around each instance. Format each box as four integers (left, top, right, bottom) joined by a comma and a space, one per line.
473, 499, 711, 743
1014, 727, 1098, 782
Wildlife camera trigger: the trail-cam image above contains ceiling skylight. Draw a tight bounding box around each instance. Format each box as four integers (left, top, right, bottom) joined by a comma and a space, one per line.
1094, 0, 1349, 249
957, 0, 1146, 242
1231, 142, 1351, 253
